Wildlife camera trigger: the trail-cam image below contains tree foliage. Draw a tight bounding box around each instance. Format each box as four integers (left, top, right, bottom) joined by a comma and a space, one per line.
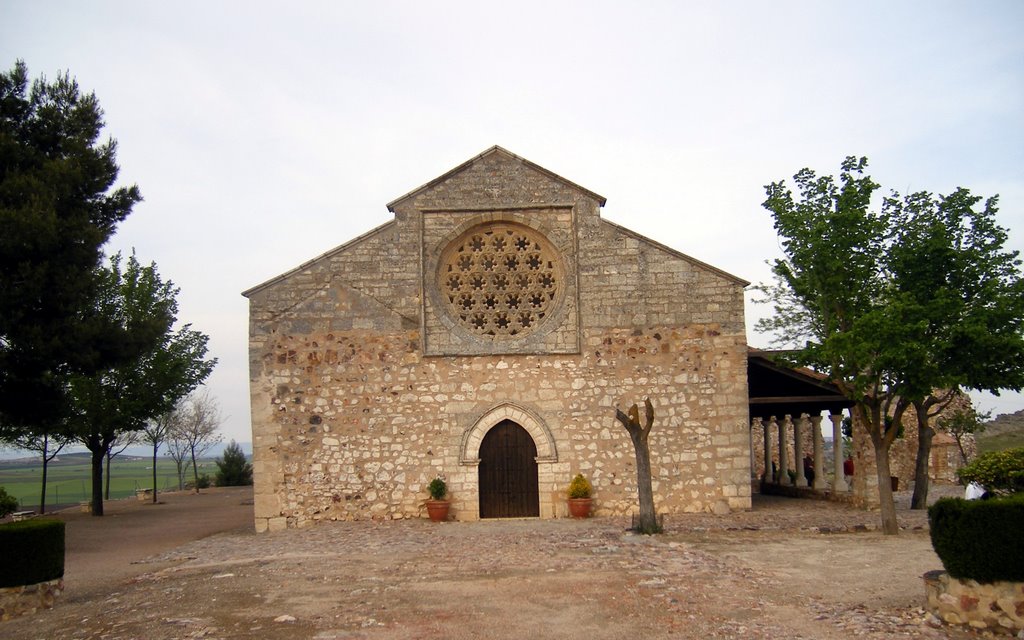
0, 60, 141, 429
937, 405, 991, 465
215, 440, 252, 487
70, 254, 215, 514
957, 447, 1024, 496
757, 156, 1024, 532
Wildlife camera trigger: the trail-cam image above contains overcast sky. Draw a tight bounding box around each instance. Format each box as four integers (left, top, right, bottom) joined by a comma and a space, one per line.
3, 1, 1022, 444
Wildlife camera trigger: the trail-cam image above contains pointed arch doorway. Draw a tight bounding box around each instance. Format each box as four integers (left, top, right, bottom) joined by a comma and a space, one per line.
478, 420, 540, 518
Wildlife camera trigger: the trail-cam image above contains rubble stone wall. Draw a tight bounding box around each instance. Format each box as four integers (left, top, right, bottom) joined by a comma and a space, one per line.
246, 149, 751, 531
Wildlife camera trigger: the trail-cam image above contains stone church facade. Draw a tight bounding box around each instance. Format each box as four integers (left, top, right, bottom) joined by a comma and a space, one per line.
243, 146, 751, 532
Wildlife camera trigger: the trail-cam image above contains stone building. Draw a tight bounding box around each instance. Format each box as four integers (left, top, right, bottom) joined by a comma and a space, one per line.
243, 146, 752, 532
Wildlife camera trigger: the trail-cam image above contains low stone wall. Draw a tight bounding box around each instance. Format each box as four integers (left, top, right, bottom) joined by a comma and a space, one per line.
923, 570, 1024, 633
0, 578, 63, 621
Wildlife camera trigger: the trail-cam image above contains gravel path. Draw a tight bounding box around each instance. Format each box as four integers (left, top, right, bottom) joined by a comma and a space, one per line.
1, 485, 983, 639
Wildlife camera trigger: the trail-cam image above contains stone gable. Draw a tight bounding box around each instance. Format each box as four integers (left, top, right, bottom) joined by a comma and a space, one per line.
244, 146, 751, 531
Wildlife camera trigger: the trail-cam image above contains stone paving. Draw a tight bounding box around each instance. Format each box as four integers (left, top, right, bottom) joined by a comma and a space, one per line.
3, 487, 1000, 640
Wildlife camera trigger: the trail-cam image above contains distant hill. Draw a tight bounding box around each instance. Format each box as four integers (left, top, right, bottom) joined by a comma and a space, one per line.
977, 409, 1024, 453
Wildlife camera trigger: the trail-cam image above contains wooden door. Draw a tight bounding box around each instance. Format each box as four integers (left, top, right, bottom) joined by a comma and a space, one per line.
478, 420, 539, 518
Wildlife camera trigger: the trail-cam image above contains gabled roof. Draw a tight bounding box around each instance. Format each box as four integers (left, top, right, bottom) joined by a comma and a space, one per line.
385, 145, 607, 212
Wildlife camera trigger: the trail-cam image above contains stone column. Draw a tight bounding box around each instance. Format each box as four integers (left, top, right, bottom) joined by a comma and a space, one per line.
761, 417, 771, 483
794, 414, 807, 487
749, 418, 758, 481
830, 412, 848, 492
778, 415, 791, 486
810, 414, 825, 490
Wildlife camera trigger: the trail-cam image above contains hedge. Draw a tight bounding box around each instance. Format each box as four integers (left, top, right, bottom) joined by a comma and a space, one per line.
928, 494, 1024, 583
0, 518, 65, 588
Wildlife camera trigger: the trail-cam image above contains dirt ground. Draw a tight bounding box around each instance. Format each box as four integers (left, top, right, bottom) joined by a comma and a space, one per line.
2, 486, 986, 640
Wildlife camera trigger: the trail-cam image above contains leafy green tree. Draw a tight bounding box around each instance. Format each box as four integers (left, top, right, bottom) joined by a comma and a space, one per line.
215, 440, 253, 486
0, 60, 141, 431
757, 157, 1024, 533
884, 189, 1024, 508
70, 253, 215, 515
938, 406, 991, 465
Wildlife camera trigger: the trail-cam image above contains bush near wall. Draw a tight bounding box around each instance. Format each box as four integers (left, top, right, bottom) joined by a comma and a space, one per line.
956, 446, 1024, 495
929, 494, 1024, 583
0, 519, 65, 588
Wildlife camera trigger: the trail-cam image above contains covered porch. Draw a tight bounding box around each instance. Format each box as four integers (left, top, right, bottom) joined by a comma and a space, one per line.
747, 351, 855, 496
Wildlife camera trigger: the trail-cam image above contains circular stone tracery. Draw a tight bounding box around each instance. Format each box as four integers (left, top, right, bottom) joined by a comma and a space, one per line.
439, 223, 562, 338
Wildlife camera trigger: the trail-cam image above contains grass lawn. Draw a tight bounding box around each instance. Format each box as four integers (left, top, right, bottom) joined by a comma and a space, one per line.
0, 455, 219, 510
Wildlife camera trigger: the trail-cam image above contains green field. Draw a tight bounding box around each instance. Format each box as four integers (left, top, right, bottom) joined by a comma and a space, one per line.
0, 454, 219, 510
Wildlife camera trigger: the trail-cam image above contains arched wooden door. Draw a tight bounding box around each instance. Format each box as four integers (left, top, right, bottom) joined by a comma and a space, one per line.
478, 420, 539, 518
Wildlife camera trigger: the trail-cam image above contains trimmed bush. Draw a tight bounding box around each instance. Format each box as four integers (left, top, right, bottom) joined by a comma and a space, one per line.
0, 486, 18, 517
567, 474, 592, 499
427, 477, 447, 500
956, 447, 1024, 496
928, 494, 1024, 583
0, 519, 65, 588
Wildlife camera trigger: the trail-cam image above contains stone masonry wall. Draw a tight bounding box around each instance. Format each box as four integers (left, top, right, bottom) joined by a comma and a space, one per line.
246, 148, 751, 531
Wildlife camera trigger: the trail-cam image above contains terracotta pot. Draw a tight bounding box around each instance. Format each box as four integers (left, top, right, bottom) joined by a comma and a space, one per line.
567, 497, 592, 518
426, 499, 450, 522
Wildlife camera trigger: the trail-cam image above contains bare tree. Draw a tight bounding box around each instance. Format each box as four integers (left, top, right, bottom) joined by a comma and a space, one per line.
141, 406, 182, 502
103, 431, 140, 500
164, 428, 192, 491
8, 428, 73, 513
615, 398, 661, 534
175, 391, 223, 493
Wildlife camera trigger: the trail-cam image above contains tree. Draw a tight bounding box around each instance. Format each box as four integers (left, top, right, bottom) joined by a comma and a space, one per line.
758, 157, 1024, 532
215, 440, 252, 486
164, 420, 192, 491
615, 398, 661, 534
884, 188, 1024, 508
141, 405, 182, 503
938, 406, 991, 465
174, 391, 223, 493
0, 60, 141, 431
5, 427, 72, 513
103, 431, 139, 500
70, 253, 215, 515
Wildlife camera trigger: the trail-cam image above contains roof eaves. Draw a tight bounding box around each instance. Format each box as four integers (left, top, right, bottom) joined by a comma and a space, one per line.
241, 220, 396, 298
601, 219, 750, 287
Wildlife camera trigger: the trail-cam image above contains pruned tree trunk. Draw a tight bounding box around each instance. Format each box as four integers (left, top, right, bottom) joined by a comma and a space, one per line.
615, 398, 660, 534
152, 443, 159, 503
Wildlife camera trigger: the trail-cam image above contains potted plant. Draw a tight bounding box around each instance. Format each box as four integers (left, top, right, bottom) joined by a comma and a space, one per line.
426, 476, 450, 522
567, 473, 593, 518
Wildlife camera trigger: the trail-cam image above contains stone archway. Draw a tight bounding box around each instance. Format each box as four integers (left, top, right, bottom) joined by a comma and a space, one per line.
459, 403, 559, 520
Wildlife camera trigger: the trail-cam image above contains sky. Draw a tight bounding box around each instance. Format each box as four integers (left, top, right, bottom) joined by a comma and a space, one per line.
2, 1, 1023, 445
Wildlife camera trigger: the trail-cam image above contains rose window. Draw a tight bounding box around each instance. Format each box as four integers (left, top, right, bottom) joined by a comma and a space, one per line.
439, 223, 561, 338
